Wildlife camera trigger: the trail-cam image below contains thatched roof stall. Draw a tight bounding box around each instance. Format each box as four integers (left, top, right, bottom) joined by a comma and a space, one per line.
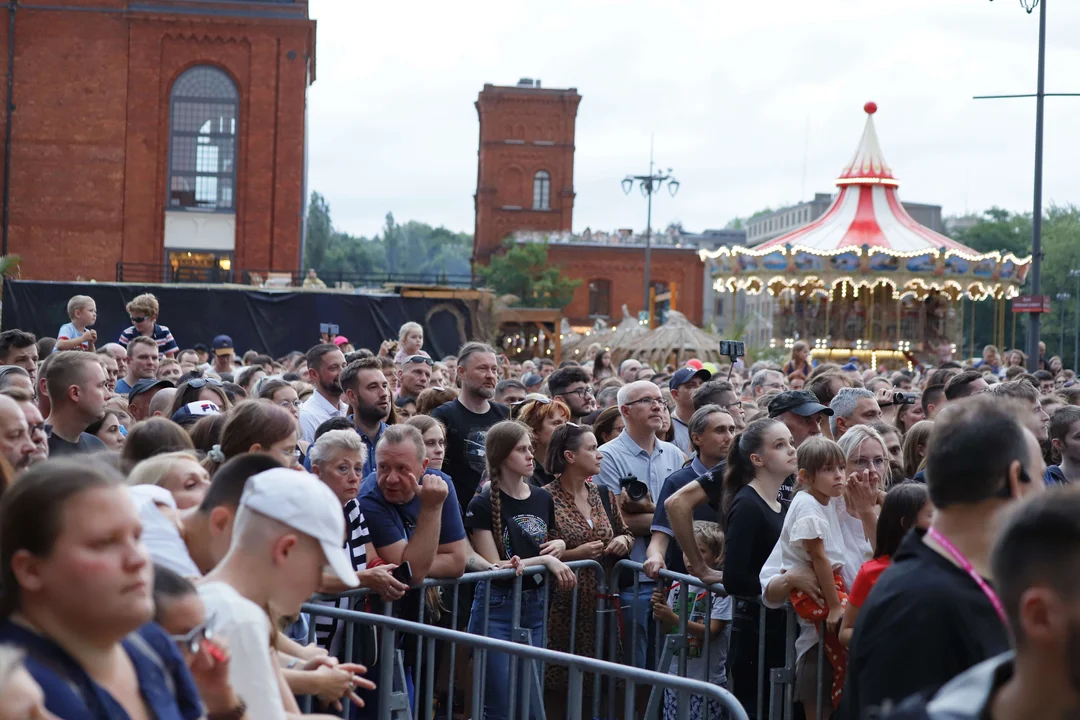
627, 311, 722, 367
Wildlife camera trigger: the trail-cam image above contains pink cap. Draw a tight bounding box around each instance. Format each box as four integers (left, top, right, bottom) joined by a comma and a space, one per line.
333, 335, 349, 346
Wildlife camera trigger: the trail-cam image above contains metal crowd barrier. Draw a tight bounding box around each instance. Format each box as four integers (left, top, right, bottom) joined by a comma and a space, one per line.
301, 602, 750, 720
301, 559, 831, 720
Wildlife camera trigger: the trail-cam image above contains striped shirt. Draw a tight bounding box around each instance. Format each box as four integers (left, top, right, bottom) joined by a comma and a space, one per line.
118, 323, 179, 356
313, 498, 369, 656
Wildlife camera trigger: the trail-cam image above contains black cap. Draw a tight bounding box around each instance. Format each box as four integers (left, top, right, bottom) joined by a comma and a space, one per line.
767, 390, 833, 418
127, 378, 174, 403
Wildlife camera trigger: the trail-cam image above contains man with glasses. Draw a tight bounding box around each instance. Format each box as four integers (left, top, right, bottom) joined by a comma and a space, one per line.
1, 387, 48, 467
693, 379, 746, 430
944, 369, 990, 403
0, 394, 37, 472
116, 336, 159, 396
547, 365, 596, 423
399, 354, 433, 399
596, 380, 685, 672
668, 365, 711, 454
750, 368, 786, 400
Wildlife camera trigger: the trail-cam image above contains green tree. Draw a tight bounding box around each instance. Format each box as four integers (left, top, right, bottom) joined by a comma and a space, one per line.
476, 239, 581, 308
303, 192, 333, 270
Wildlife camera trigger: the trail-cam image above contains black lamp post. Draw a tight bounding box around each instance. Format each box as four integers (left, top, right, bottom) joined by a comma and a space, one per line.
622, 163, 679, 326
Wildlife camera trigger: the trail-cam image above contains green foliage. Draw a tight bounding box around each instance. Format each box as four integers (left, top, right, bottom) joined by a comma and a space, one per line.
475, 239, 582, 309
949, 205, 1080, 366
302, 194, 471, 280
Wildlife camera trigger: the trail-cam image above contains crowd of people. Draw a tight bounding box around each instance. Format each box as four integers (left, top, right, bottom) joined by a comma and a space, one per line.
0, 294, 1078, 720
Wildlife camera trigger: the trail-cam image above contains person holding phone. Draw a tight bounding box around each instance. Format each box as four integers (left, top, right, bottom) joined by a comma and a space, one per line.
465, 420, 575, 720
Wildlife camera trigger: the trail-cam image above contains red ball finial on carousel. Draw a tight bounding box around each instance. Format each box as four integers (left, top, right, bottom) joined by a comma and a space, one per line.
864, 101, 878, 115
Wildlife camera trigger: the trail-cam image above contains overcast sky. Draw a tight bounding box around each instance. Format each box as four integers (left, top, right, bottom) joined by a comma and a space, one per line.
306, 0, 1080, 240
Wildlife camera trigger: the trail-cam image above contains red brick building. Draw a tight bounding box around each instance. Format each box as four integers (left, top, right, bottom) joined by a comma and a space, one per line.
0, 0, 315, 282
473, 79, 703, 325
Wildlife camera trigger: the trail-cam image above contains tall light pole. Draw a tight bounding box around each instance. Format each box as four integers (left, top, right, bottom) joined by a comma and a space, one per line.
1071, 268, 1080, 370
1056, 292, 1070, 360
622, 152, 679, 326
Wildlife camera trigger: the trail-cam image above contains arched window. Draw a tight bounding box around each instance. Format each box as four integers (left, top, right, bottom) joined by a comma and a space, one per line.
533, 170, 551, 210
168, 66, 238, 211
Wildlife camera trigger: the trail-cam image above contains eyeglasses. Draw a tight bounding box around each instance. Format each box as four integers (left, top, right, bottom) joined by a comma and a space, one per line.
719, 401, 743, 412
556, 387, 594, 400
171, 620, 214, 655
186, 378, 223, 389
404, 355, 434, 366
853, 457, 887, 471
279, 399, 303, 409
130, 316, 147, 324
625, 396, 665, 409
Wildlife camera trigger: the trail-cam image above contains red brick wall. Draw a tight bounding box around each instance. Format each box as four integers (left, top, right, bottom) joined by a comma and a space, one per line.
473, 83, 580, 262
0, 0, 314, 281
547, 245, 704, 326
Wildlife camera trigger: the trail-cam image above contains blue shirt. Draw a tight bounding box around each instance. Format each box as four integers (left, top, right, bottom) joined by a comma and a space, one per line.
115, 377, 133, 396
597, 431, 686, 570
358, 468, 466, 549
1045, 465, 1068, 485
0, 620, 202, 720
119, 323, 179, 356
352, 418, 386, 478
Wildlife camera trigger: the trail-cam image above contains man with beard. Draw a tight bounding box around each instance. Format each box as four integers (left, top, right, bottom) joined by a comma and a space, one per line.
1, 387, 48, 467
431, 342, 508, 509
398, 354, 432, 399
838, 396, 1044, 718
341, 357, 391, 477
547, 365, 596, 423
643, 404, 736, 578
887, 487, 1080, 719
299, 343, 349, 443
43, 351, 109, 455
0, 394, 37, 472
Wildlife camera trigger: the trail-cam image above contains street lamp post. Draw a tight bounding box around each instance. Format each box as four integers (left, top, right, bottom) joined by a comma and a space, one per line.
1071, 268, 1080, 371
622, 160, 679, 326
1057, 291, 1071, 360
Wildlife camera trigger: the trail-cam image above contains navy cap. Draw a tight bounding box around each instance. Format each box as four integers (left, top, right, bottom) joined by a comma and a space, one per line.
670, 366, 711, 390
212, 335, 234, 355
127, 378, 174, 404
522, 372, 543, 388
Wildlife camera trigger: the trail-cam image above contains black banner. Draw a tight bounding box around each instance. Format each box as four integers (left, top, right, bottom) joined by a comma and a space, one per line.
2, 281, 473, 359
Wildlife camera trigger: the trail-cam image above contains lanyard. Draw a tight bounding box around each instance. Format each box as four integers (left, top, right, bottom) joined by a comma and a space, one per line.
927, 527, 1008, 627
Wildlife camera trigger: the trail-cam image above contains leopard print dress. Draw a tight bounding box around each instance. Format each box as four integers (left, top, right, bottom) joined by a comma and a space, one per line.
545, 477, 634, 696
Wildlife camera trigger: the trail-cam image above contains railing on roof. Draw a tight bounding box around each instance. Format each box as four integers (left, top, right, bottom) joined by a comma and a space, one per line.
114, 263, 481, 289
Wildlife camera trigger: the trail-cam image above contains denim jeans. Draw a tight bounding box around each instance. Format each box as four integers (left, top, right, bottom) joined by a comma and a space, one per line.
620, 581, 657, 670
467, 580, 546, 720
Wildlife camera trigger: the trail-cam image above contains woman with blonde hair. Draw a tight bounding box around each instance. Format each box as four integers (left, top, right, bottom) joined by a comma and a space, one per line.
465, 420, 574, 720
128, 450, 211, 509
901, 419, 934, 482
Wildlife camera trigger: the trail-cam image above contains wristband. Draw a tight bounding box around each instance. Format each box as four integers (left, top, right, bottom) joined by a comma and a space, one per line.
208, 699, 246, 720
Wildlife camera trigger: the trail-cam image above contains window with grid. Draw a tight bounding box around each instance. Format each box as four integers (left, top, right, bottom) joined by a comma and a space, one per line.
589, 279, 611, 318
532, 170, 551, 210
168, 66, 238, 211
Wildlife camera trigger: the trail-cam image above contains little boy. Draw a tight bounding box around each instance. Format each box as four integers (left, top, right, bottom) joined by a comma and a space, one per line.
651, 520, 732, 720
54, 295, 97, 352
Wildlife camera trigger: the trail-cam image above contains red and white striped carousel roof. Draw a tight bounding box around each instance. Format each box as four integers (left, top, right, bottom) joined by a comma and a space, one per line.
756, 102, 977, 256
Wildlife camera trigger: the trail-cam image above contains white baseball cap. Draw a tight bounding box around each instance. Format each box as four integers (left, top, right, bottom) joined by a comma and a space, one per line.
239, 468, 359, 588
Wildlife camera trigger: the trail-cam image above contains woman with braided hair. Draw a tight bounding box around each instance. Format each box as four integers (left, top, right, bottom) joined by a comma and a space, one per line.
465, 420, 576, 720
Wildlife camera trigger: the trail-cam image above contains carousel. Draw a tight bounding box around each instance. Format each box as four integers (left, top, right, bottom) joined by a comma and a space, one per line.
701, 102, 1032, 367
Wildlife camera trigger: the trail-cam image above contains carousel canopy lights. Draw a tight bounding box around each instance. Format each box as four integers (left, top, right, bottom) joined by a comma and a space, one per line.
701, 102, 1032, 302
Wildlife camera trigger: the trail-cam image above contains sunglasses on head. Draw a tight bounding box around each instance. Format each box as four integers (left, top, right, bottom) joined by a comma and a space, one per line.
187, 378, 223, 389
404, 355, 434, 366
171, 619, 215, 655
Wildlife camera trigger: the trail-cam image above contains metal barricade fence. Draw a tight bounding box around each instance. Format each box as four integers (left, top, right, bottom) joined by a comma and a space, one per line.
301, 602, 751, 720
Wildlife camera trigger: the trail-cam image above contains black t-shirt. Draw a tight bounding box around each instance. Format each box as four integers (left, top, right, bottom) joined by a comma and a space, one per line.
697, 470, 795, 508
431, 399, 509, 510
529, 461, 556, 488
837, 529, 1011, 720
47, 431, 106, 457
652, 463, 724, 575
721, 484, 786, 597
464, 484, 555, 586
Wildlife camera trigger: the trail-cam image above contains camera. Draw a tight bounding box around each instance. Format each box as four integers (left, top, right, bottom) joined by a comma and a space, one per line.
619, 475, 650, 502
719, 340, 746, 360
892, 392, 916, 406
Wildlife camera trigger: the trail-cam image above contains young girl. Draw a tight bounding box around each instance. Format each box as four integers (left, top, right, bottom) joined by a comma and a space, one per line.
839, 483, 931, 647
652, 520, 731, 720
394, 321, 427, 365
780, 436, 850, 716
465, 420, 576, 720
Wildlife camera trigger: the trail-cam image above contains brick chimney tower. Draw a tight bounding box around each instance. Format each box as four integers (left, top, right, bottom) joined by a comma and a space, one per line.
473, 79, 581, 263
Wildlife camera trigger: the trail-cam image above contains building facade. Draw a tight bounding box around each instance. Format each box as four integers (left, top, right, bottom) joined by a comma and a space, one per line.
0, 0, 315, 282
